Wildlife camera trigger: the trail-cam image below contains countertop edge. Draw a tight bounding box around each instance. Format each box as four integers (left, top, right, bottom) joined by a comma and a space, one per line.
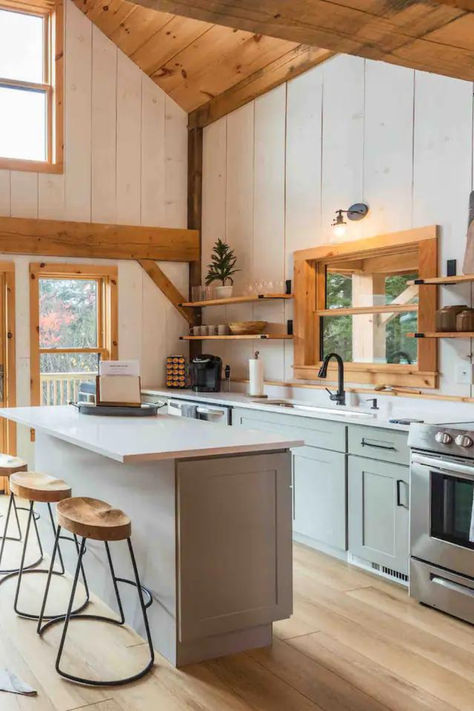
142, 388, 411, 432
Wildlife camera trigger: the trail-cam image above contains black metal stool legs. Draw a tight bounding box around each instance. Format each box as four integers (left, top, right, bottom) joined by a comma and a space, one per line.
38, 535, 154, 686
1, 504, 89, 620
0, 493, 43, 574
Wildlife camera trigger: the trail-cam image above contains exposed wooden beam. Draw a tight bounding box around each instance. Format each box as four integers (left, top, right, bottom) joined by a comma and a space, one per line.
138, 259, 197, 324
189, 45, 334, 129
435, 0, 474, 9
131, 0, 474, 81
0, 216, 199, 262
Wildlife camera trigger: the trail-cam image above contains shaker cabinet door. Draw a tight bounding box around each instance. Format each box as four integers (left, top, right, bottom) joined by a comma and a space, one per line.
348, 456, 409, 575
293, 446, 347, 551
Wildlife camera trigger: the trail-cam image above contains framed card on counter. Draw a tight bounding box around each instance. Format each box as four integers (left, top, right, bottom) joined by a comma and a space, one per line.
96, 375, 142, 407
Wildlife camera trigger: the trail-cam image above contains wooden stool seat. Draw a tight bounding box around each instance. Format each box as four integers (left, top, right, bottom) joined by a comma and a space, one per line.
0, 453, 27, 476
56, 497, 131, 542
10, 472, 71, 503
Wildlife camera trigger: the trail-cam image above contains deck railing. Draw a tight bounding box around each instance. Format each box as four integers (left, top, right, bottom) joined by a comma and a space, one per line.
40, 372, 96, 406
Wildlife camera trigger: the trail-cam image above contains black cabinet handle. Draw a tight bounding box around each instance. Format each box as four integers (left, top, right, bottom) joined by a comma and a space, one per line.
396, 479, 408, 508
361, 438, 396, 451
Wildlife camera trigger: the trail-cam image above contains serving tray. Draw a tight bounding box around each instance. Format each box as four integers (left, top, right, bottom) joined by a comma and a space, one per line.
71, 402, 166, 417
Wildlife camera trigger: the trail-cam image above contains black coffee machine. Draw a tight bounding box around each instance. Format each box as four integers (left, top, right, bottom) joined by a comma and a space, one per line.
189, 354, 222, 392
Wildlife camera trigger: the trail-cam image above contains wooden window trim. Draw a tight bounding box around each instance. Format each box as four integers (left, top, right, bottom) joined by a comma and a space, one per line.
0, 263, 16, 469
293, 226, 439, 389
29, 262, 118, 405
0, 0, 63, 173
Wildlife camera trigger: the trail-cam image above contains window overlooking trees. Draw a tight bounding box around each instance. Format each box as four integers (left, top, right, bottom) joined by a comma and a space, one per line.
0, 0, 63, 171
293, 227, 438, 388
30, 264, 118, 405
322, 270, 418, 365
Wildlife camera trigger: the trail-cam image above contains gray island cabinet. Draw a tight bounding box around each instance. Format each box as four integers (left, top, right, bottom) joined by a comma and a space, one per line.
0, 405, 301, 667
232, 407, 410, 579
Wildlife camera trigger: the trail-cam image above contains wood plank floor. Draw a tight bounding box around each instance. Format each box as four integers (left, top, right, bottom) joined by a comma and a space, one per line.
0, 497, 472, 710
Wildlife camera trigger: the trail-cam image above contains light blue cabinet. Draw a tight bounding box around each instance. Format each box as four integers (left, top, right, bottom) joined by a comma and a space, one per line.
348, 455, 409, 576
232, 407, 347, 553
292, 446, 346, 550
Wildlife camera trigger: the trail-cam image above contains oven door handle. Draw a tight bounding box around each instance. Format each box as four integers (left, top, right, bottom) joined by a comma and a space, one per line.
411, 453, 474, 480
431, 575, 474, 598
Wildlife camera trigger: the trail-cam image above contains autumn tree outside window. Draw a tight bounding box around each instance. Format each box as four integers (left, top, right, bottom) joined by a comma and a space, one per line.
30, 264, 118, 405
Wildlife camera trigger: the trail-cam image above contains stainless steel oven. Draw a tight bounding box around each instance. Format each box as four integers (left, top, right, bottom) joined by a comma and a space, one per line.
409, 423, 474, 624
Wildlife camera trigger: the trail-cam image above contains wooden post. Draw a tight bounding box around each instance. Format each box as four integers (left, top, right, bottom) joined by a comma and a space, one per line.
188, 125, 203, 360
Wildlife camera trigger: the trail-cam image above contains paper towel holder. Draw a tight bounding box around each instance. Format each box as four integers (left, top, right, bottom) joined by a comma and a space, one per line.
248, 351, 268, 399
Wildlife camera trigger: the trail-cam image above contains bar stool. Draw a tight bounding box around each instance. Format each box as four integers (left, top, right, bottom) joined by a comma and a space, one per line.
0, 454, 43, 574
1, 472, 89, 620
38, 497, 154, 686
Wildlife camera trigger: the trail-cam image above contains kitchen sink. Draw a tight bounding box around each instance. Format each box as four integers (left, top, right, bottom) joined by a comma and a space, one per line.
252, 399, 375, 418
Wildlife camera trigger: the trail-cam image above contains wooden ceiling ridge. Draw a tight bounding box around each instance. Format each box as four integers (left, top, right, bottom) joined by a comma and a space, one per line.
103, 0, 474, 85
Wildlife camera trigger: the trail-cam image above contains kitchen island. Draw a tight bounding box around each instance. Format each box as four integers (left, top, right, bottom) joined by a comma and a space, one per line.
0, 406, 302, 666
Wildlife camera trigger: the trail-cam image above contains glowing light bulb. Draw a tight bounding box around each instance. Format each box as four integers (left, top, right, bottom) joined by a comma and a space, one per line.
333, 222, 347, 238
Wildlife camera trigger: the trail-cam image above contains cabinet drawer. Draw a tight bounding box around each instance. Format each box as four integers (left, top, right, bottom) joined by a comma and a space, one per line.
232, 407, 346, 452
348, 425, 409, 465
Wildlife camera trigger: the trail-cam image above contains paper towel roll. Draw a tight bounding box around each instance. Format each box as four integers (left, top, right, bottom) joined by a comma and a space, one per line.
249, 353, 264, 397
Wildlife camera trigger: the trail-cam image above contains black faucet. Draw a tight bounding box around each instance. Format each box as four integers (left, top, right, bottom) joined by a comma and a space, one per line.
318, 353, 346, 406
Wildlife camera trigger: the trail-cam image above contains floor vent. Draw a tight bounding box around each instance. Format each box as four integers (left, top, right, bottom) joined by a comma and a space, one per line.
348, 553, 409, 586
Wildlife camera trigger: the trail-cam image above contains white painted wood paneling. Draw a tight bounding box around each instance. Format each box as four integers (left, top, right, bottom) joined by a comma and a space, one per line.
64, 1, 92, 221
253, 86, 286, 381
165, 97, 188, 229
10, 172, 38, 217
0, 170, 10, 216
225, 103, 255, 378
286, 65, 323, 262
38, 175, 65, 219
116, 51, 142, 225
202, 55, 474, 396
91, 28, 117, 223
141, 76, 166, 227
363, 61, 414, 236
321, 55, 365, 243
413, 71, 473, 395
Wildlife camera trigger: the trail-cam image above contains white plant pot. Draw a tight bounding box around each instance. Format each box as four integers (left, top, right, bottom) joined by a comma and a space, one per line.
215, 285, 233, 299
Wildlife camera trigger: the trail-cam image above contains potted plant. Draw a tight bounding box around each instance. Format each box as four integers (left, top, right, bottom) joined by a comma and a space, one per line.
205, 239, 240, 298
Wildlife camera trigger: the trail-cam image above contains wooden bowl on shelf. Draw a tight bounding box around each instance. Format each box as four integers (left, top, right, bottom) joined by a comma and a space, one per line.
229, 321, 267, 335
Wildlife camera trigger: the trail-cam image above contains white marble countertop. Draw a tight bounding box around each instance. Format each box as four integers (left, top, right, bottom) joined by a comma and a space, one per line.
142, 387, 414, 432
0, 406, 303, 463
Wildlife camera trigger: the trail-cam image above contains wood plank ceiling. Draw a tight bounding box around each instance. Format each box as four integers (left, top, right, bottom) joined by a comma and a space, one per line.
75, 0, 474, 126
73, 0, 332, 115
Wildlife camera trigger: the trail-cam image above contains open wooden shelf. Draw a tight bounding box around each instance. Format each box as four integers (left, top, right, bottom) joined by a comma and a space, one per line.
317, 304, 418, 317
180, 334, 293, 341
408, 331, 474, 338
408, 274, 474, 286
180, 293, 293, 307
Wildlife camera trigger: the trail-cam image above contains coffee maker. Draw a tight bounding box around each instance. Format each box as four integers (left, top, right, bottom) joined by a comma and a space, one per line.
189, 354, 222, 392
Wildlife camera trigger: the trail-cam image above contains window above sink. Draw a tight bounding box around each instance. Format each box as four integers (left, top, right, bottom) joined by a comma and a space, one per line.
293, 226, 438, 389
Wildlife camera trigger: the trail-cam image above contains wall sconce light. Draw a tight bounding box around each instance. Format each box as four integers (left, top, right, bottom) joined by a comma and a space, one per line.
331, 203, 369, 237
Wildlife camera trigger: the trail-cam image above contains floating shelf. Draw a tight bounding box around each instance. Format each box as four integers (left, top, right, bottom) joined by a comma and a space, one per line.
317, 304, 418, 317
180, 293, 293, 307
408, 274, 474, 286
408, 332, 474, 339
180, 334, 294, 341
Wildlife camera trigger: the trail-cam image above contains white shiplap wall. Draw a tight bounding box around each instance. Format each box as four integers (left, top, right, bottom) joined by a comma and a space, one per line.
0, 0, 189, 424
202, 54, 474, 396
